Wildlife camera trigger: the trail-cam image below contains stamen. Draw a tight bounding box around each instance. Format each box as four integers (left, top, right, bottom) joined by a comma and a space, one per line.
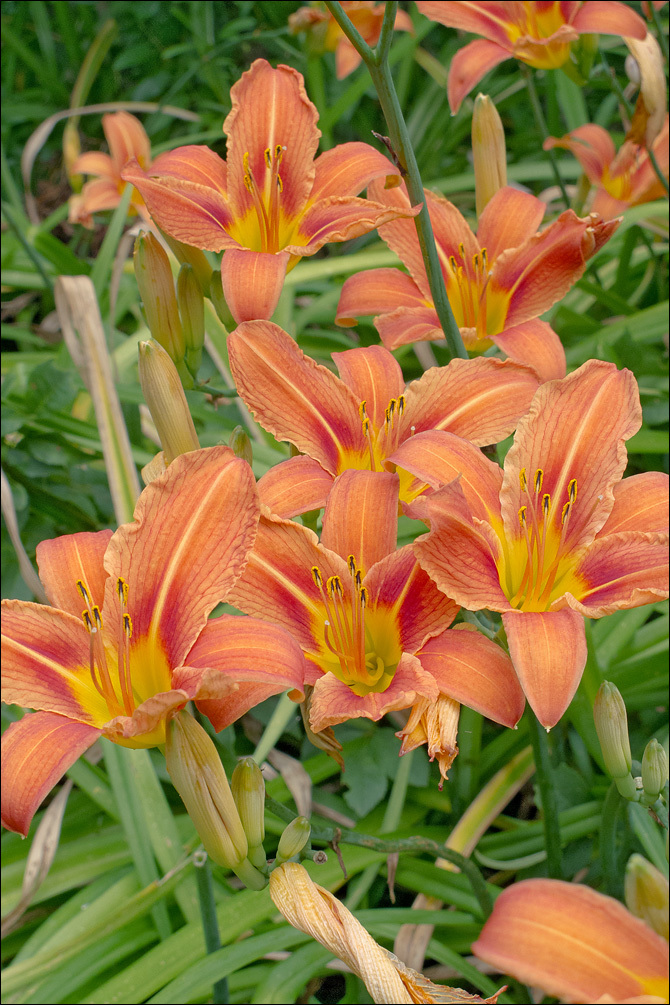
568, 478, 577, 503
362, 417, 376, 471
519, 468, 527, 493
534, 469, 544, 494
358, 400, 367, 420
77, 580, 92, 606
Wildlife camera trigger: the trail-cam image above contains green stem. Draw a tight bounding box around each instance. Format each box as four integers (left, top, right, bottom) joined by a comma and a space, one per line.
601, 781, 625, 899
648, 0, 670, 64
382, 746, 413, 831
522, 66, 570, 208
648, 146, 670, 196
324, 1, 468, 361
527, 711, 564, 879
194, 857, 229, 1004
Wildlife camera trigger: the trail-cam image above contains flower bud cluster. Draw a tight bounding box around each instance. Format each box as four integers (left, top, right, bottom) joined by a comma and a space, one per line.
594, 681, 668, 806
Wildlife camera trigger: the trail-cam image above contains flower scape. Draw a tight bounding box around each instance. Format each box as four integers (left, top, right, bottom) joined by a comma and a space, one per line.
1, 5, 668, 1005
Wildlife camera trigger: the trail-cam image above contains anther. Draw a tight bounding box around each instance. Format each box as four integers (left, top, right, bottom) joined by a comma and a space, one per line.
311, 566, 323, 588
518, 506, 527, 527
542, 493, 550, 517
327, 576, 343, 597
92, 606, 103, 630
519, 468, 527, 492
449, 255, 458, 272
123, 613, 133, 637
359, 401, 367, 420
348, 556, 357, 576
458, 242, 466, 260
561, 501, 571, 526
360, 587, 369, 607
264, 147, 272, 168
568, 478, 577, 503
534, 469, 544, 493
397, 395, 405, 414
77, 580, 92, 606
82, 610, 93, 631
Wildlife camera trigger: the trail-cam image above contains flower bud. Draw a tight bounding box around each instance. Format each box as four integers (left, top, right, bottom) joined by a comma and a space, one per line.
625, 853, 669, 941
160, 230, 213, 296
228, 425, 253, 466
276, 817, 311, 863
231, 757, 266, 869
594, 681, 632, 779
138, 339, 200, 465
641, 738, 669, 803
472, 94, 507, 218
177, 264, 205, 379
134, 232, 187, 374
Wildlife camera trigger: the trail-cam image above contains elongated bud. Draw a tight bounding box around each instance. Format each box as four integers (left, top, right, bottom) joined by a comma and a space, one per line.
276, 816, 311, 863
138, 339, 200, 465
231, 757, 266, 869
625, 854, 670, 941
209, 270, 235, 329
160, 230, 213, 296
472, 94, 507, 218
594, 681, 633, 781
228, 425, 253, 465
177, 264, 204, 379
134, 232, 187, 375
641, 738, 669, 804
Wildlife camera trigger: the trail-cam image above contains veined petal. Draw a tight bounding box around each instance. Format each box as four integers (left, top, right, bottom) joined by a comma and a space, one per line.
1, 600, 108, 724
415, 1, 514, 46
257, 456, 334, 518
293, 195, 420, 256
311, 142, 400, 201
71, 151, 116, 179
150, 144, 228, 194
103, 689, 192, 748
502, 608, 586, 728
103, 446, 259, 673
402, 356, 539, 446
544, 125, 616, 186
500, 360, 642, 557
336, 269, 427, 327
309, 651, 439, 731
221, 248, 289, 323
447, 38, 511, 114
563, 531, 669, 618
476, 187, 547, 262
322, 470, 399, 574
491, 318, 566, 382
228, 320, 365, 476
36, 529, 112, 618
599, 472, 669, 535
416, 627, 525, 727
472, 879, 669, 1004
376, 305, 444, 350
332, 345, 405, 429
104, 110, 151, 173
1, 712, 101, 836
367, 180, 430, 296
224, 59, 319, 221
572, 1, 647, 38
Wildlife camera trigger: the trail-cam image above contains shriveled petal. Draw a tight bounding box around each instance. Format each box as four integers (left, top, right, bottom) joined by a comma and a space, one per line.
500, 360, 642, 558
332, 345, 405, 428
149, 145, 228, 194
221, 249, 289, 323
447, 38, 511, 114
492, 318, 566, 382
544, 125, 616, 185
402, 356, 539, 446
476, 187, 547, 262
257, 456, 334, 518
309, 652, 439, 731
1, 712, 101, 836
502, 609, 586, 728
564, 531, 669, 617
336, 269, 427, 326
103, 446, 259, 673
102, 689, 192, 748
228, 320, 365, 476
376, 305, 445, 350
311, 142, 400, 201
224, 59, 319, 221
572, 1, 647, 39
416, 628, 525, 727
36, 529, 112, 617
1, 599, 108, 724
321, 470, 399, 573
600, 472, 670, 535
472, 879, 669, 1005
103, 111, 152, 173
294, 195, 420, 256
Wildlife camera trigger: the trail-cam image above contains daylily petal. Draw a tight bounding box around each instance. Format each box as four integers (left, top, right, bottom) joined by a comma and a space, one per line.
321, 470, 399, 574
36, 529, 112, 617
1, 600, 107, 724
416, 627, 525, 727
401, 356, 539, 446
149, 145, 228, 194
311, 142, 400, 201
71, 151, 116, 179
102, 446, 259, 673
332, 345, 405, 429
476, 187, 547, 262
572, 1, 647, 38
500, 360, 642, 557
309, 651, 440, 731
294, 195, 420, 255
336, 269, 427, 326
69, 179, 125, 225
102, 689, 192, 748
563, 531, 669, 618
600, 472, 670, 535
491, 318, 566, 382
375, 305, 445, 350
104, 110, 152, 173
221, 248, 289, 323
472, 878, 669, 1005
335, 40, 364, 79
502, 608, 587, 728
1, 712, 101, 836
544, 124, 617, 185
257, 456, 334, 518
228, 320, 365, 476
447, 38, 511, 114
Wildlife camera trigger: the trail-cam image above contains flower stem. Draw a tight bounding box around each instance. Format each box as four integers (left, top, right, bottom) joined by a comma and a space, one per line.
194, 856, 229, 1004
601, 781, 625, 899
648, 146, 670, 196
527, 710, 564, 879
521, 66, 570, 209
324, 1, 468, 361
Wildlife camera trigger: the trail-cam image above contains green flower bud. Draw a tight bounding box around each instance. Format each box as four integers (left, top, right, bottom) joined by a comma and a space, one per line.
160, 230, 213, 296
177, 264, 205, 380
138, 339, 199, 465
594, 681, 632, 779
276, 816, 311, 864
228, 425, 253, 466
209, 270, 235, 329
133, 232, 186, 376
625, 853, 669, 941
641, 738, 669, 803
472, 94, 507, 218
232, 757, 266, 869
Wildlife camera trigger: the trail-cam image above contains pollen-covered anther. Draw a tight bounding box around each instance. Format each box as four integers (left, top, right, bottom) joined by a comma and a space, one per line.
123, 613, 133, 637
311, 566, 323, 588
519, 467, 528, 492
534, 468, 544, 493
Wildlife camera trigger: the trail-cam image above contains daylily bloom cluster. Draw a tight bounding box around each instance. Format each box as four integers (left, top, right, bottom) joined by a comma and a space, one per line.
122, 58, 419, 324
336, 181, 619, 381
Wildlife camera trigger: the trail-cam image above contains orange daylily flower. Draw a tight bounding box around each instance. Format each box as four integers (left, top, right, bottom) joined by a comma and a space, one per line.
545, 116, 670, 220
410, 360, 669, 728
228, 467, 525, 758
289, 2, 413, 79
1, 447, 306, 836
415, 1, 647, 113
472, 879, 669, 1004
122, 58, 418, 324
69, 111, 152, 229
228, 319, 539, 519
336, 183, 619, 382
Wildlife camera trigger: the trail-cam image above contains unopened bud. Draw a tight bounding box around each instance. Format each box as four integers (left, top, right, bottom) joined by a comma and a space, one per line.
177, 264, 205, 379
161, 230, 213, 296
134, 232, 187, 375
209, 270, 235, 330
472, 94, 507, 218
594, 681, 633, 780
276, 816, 311, 864
228, 425, 253, 465
641, 738, 669, 803
138, 340, 200, 464
231, 758, 266, 869
625, 854, 669, 941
